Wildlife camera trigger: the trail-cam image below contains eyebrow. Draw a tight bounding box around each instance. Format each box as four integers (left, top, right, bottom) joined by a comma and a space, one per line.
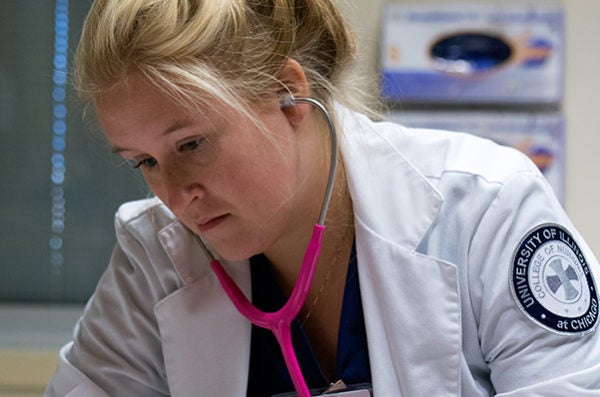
110, 119, 195, 154
111, 146, 128, 154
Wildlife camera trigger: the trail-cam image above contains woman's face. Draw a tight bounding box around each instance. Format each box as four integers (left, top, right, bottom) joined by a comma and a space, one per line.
96, 74, 326, 261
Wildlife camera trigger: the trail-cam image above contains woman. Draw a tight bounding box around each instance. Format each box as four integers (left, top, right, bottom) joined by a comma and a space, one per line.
46, 0, 600, 396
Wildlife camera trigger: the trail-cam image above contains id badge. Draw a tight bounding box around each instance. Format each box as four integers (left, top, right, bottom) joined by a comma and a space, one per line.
319, 390, 371, 396
272, 382, 372, 397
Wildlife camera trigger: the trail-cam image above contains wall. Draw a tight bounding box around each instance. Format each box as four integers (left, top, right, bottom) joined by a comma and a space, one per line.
0, 305, 82, 396
340, 0, 600, 254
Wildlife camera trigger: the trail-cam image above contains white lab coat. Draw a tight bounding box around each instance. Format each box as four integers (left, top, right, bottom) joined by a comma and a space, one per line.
45, 108, 600, 396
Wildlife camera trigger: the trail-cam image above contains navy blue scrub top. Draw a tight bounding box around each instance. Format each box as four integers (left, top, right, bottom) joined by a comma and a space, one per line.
246, 244, 372, 396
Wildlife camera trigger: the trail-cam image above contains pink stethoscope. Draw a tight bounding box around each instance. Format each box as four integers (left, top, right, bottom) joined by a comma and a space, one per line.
193, 95, 338, 397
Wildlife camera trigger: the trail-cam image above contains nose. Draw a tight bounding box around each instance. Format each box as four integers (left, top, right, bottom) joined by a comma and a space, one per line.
160, 164, 205, 214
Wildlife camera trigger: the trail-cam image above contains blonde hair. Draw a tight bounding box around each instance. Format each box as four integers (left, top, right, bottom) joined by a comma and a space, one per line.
74, 0, 360, 118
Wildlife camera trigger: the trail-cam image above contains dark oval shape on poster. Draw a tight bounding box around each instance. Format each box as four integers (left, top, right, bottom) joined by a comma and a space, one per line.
430, 32, 512, 76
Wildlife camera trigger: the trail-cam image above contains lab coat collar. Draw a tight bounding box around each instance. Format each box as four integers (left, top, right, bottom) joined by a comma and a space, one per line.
338, 107, 443, 250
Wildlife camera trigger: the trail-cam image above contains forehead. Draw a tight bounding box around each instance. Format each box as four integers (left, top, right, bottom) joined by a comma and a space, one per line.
95, 78, 206, 155
95, 74, 205, 137
96, 74, 171, 119
95, 73, 246, 129
93, 74, 264, 153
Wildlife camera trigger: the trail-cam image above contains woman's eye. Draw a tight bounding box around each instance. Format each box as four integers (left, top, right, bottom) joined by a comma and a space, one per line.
179, 138, 203, 152
133, 157, 157, 169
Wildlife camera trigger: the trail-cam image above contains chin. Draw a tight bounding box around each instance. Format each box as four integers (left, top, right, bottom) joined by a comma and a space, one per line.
208, 239, 265, 262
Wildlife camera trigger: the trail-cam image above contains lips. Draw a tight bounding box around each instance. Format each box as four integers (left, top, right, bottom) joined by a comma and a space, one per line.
195, 214, 227, 233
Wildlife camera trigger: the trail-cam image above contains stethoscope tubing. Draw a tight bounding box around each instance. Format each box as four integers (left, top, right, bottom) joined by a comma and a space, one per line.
193, 96, 338, 397
292, 97, 338, 225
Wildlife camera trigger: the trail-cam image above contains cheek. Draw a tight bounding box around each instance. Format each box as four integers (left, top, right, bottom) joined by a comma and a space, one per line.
144, 180, 169, 208
223, 142, 300, 216
229, 154, 296, 204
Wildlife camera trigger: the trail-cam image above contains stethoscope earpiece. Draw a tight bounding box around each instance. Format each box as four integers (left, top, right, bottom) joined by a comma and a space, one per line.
278, 91, 295, 108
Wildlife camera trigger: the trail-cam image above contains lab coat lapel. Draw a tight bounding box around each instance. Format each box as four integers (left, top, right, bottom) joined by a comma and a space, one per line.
356, 230, 462, 396
154, 221, 252, 397
340, 110, 461, 395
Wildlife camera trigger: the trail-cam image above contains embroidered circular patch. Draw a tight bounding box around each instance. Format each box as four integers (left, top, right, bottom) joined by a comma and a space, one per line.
510, 223, 599, 335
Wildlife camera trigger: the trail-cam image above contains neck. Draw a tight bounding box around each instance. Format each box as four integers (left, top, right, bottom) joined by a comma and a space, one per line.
264, 153, 354, 380
299, 160, 354, 380
266, 156, 354, 296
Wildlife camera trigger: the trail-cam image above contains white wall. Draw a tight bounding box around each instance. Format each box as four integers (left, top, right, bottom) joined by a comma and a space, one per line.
339, 0, 600, 255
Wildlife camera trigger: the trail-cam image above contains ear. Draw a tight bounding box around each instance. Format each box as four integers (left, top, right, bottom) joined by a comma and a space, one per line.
278, 58, 311, 127
279, 58, 310, 97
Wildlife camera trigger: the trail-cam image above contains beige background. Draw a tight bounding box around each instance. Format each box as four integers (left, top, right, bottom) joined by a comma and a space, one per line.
1, 1, 599, 396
